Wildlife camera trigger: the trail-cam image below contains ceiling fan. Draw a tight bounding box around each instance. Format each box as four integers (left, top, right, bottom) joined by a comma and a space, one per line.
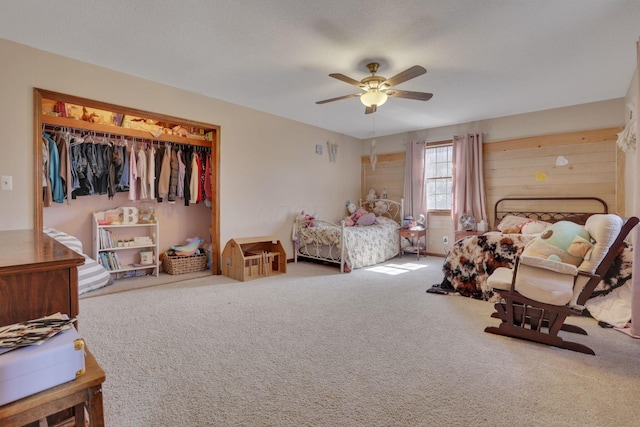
316, 62, 433, 114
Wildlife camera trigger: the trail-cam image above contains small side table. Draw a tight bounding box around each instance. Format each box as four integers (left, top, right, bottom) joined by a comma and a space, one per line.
399, 227, 427, 260
0, 348, 106, 427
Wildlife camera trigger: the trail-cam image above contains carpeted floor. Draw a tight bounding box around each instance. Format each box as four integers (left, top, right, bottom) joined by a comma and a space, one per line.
78, 257, 640, 427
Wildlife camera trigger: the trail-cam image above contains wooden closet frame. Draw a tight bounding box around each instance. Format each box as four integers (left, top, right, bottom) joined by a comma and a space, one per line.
32, 88, 221, 274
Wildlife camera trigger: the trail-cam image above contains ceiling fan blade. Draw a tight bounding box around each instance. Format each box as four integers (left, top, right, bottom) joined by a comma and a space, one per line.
316, 93, 362, 104
329, 73, 365, 88
382, 65, 427, 88
386, 89, 433, 101
365, 105, 377, 114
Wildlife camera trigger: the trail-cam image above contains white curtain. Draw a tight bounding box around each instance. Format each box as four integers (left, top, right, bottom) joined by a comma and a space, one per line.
403, 141, 426, 219
451, 133, 487, 230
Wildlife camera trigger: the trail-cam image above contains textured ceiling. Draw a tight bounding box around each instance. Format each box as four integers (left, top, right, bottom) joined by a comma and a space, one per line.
1, 0, 639, 139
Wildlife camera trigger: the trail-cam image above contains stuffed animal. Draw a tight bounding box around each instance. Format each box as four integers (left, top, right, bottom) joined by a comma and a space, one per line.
521, 221, 593, 266
366, 188, 377, 202
346, 200, 357, 215
373, 200, 389, 216
172, 125, 190, 137
356, 209, 377, 226
297, 210, 316, 227
344, 205, 377, 227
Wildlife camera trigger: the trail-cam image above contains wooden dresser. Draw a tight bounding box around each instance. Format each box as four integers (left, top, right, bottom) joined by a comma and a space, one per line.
0, 230, 85, 327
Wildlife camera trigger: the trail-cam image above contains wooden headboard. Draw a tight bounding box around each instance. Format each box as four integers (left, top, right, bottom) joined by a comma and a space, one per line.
494, 197, 608, 228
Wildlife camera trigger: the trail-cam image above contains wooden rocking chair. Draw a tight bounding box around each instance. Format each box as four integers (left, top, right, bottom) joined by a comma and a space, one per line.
485, 214, 638, 355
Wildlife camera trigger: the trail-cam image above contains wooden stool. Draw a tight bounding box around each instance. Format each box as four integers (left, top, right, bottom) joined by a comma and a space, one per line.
0, 349, 106, 427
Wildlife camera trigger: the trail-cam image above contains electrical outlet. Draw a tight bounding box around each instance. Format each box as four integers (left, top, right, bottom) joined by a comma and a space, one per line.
442, 236, 449, 244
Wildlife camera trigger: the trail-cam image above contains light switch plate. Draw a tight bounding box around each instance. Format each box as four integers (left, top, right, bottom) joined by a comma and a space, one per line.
0, 175, 12, 190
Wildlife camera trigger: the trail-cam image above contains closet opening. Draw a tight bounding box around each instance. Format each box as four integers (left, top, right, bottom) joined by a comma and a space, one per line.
33, 88, 221, 275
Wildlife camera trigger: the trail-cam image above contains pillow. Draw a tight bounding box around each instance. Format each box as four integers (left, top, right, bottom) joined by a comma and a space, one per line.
521, 221, 591, 266
520, 219, 551, 235
496, 214, 528, 233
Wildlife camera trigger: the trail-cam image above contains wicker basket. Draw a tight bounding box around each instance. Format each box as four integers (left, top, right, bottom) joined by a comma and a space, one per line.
163, 252, 207, 275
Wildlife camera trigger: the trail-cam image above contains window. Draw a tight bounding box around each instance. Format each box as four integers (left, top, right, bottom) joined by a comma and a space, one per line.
425, 144, 452, 210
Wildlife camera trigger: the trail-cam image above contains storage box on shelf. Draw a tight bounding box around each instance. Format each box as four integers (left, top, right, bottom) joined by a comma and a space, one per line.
221, 237, 286, 281
92, 212, 159, 279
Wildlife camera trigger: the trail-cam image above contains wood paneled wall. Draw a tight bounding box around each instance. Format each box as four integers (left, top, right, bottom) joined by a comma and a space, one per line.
361, 152, 405, 202
484, 127, 623, 227
361, 127, 624, 257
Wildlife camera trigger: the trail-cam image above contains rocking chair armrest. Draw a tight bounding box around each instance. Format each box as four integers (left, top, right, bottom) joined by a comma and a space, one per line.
573, 270, 602, 307
519, 255, 579, 276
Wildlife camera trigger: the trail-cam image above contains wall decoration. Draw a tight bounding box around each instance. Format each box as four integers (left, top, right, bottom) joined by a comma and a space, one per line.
556, 156, 568, 166
616, 113, 636, 153
535, 171, 548, 181
327, 141, 338, 162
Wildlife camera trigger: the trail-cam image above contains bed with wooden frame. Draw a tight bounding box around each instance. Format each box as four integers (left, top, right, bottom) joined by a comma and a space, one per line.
293, 198, 403, 273
433, 197, 634, 326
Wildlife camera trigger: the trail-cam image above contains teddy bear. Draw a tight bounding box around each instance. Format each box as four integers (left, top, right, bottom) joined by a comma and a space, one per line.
365, 188, 377, 202
373, 200, 389, 216
521, 220, 593, 266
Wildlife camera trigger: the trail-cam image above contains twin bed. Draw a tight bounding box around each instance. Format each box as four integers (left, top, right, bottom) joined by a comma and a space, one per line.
437, 197, 634, 327
293, 199, 404, 273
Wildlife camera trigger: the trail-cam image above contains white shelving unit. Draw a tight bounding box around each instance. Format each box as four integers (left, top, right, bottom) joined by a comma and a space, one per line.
92, 214, 160, 279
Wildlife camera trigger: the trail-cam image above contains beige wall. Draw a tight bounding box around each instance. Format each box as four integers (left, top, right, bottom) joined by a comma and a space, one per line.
0, 39, 362, 258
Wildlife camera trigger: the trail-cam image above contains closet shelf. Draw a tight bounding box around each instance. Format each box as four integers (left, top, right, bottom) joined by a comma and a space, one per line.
42, 114, 210, 148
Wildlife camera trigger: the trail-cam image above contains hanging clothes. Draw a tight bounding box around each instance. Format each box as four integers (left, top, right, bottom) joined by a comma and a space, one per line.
42, 136, 52, 207
54, 131, 72, 204
137, 146, 148, 199
147, 145, 156, 199
189, 150, 198, 204
70, 137, 94, 198
157, 144, 171, 201
177, 148, 185, 199
43, 133, 64, 204
116, 142, 130, 193
196, 151, 204, 203
154, 145, 164, 202
108, 143, 123, 199
40, 125, 212, 208
204, 151, 212, 208
183, 147, 192, 206
128, 144, 138, 201
93, 142, 111, 196
168, 147, 178, 203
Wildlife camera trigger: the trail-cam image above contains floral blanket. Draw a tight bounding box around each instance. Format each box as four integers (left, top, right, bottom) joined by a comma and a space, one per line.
442, 232, 633, 302
295, 217, 399, 270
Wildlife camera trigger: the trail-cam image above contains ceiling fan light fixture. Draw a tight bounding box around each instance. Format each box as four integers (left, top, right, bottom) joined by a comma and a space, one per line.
360, 90, 388, 107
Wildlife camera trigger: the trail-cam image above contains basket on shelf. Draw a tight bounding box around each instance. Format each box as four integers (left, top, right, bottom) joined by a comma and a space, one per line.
162, 252, 207, 275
